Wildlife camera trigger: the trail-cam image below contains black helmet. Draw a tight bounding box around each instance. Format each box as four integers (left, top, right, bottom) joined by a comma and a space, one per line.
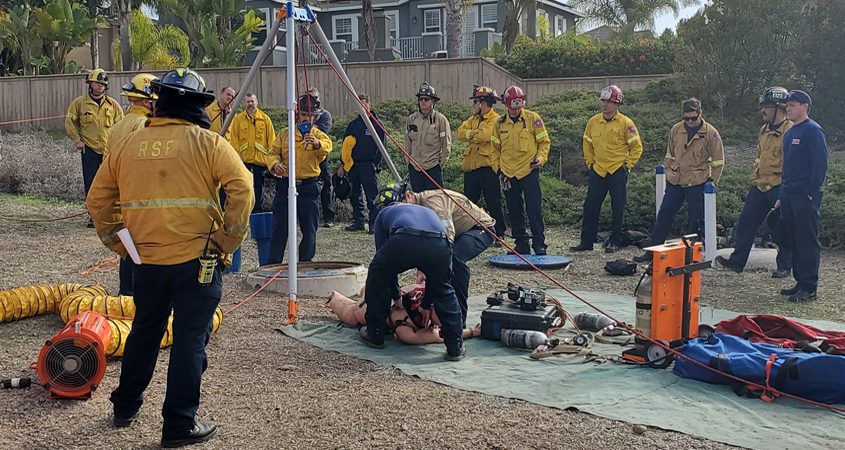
470, 85, 499, 103
297, 94, 320, 114
375, 181, 408, 208
150, 68, 215, 107
415, 83, 440, 101
759, 87, 789, 106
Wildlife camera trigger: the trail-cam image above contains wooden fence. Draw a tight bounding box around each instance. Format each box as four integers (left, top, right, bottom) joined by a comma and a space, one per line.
0, 58, 667, 130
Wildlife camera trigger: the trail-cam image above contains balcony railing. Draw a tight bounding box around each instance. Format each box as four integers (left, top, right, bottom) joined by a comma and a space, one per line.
390, 36, 426, 59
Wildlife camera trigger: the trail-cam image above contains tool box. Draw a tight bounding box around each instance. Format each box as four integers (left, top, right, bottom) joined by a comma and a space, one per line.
481, 304, 563, 340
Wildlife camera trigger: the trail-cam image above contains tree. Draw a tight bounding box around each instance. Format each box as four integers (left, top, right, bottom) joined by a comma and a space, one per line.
34, 0, 104, 74
674, 0, 802, 114
444, 0, 463, 58
361, 0, 375, 61
128, 8, 189, 69
791, 0, 845, 132
196, 8, 263, 67
502, 0, 534, 52
0, 4, 40, 75
572, 0, 700, 40
155, 0, 262, 67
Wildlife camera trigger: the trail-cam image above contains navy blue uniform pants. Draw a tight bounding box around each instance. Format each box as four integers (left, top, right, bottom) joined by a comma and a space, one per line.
452, 228, 495, 327
246, 163, 265, 214
118, 257, 135, 295
318, 160, 335, 223
364, 233, 463, 354
270, 178, 319, 263
464, 167, 506, 238
647, 182, 705, 246
110, 259, 222, 438
81, 146, 103, 197
781, 191, 822, 292
504, 169, 546, 251
348, 162, 379, 228
409, 163, 443, 192
727, 186, 792, 271
579, 167, 627, 247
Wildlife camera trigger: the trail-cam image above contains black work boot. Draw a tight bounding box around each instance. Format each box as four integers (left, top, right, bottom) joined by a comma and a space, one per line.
161, 420, 217, 448
788, 290, 817, 303
780, 285, 800, 296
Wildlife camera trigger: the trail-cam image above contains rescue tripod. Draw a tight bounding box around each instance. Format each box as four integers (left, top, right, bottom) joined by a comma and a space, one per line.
215, 3, 402, 325
622, 234, 713, 368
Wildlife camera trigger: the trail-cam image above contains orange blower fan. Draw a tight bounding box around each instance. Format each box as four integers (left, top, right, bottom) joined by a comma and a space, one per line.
37, 311, 112, 399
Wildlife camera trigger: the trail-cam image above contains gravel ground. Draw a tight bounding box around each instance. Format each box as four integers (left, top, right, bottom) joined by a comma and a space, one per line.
8, 190, 844, 450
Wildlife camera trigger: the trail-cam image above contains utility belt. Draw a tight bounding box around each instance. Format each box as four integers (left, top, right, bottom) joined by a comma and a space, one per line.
279, 177, 318, 186
394, 227, 447, 240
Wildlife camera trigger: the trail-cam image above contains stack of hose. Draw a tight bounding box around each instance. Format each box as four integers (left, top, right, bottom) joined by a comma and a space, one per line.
0, 283, 223, 357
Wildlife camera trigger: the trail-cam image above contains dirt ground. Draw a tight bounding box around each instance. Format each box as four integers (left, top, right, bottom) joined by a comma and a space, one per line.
3, 194, 842, 449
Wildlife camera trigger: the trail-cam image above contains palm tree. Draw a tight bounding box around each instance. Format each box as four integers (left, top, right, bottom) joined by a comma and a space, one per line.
444, 0, 464, 58
361, 0, 375, 61
128, 8, 189, 69
571, 0, 701, 40
34, 0, 104, 73
0, 4, 40, 74
502, 0, 534, 52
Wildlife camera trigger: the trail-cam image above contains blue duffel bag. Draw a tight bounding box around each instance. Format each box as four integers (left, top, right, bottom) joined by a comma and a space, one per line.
674, 333, 845, 404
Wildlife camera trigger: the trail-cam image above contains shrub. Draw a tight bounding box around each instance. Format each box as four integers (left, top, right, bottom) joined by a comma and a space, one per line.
496, 33, 677, 79
0, 129, 83, 202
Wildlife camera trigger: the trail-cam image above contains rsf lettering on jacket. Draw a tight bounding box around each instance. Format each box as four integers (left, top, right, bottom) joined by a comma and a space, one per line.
135, 140, 176, 159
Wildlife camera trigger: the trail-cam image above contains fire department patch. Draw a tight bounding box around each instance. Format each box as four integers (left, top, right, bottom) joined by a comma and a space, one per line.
792, 138, 801, 145
627, 126, 638, 134
534, 119, 544, 128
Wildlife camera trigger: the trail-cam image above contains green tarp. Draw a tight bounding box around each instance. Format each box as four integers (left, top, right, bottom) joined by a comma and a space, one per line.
279, 291, 845, 449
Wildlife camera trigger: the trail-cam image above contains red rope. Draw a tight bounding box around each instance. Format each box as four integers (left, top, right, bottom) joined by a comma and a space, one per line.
223, 266, 287, 317
304, 30, 845, 415
0, 115, 66, 126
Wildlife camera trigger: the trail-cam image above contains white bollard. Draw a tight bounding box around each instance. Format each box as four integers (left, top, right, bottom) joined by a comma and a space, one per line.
704, 181, 717, 262
655, 165, 666, 217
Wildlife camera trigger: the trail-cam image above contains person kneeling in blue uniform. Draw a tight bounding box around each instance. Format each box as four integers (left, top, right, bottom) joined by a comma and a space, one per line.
360, 182, 466, 361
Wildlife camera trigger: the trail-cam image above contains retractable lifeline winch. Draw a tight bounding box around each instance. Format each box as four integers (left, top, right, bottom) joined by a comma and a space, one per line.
622, 235, 712, 368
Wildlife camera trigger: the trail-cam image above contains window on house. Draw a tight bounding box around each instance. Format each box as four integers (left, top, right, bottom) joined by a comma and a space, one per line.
386, 11, 399, 39
464, 6, 478, 33
555, 16, 566, 36
480, 4, 497, 29
253, 8, 271, 45
424, 9, 441, 33
333, 16, 356, 42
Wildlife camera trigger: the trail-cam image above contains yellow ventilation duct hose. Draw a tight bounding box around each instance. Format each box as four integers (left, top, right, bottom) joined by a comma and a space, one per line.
0, 284, 224, 358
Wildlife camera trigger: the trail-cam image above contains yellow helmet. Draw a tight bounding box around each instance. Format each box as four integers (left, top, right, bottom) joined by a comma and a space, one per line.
86, 68, 109, 86
121, 73, 159, 100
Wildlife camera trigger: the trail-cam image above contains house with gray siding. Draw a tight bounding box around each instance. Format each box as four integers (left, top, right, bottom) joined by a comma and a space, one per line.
244, 0, 583, 61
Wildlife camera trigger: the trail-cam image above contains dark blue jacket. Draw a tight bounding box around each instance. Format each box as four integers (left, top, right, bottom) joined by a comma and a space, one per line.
314, 108, 332, 134
373, 203, 445, 251
344, 113, 386, 164
780, 118, 828, 199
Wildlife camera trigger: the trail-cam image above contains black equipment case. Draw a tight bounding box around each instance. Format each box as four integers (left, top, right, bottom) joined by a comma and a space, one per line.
481, 304, 563, 340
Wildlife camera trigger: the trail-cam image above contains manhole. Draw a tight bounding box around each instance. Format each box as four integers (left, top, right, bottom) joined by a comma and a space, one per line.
245, 261, 367, 298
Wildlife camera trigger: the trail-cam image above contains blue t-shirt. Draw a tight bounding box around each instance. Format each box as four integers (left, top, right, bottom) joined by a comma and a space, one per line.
373, 203, 445, 251
780, 118, 828, 198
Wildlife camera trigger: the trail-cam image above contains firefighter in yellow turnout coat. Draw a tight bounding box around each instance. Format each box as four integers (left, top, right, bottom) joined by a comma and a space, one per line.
266, 94, 333, 264
230, 93, 276, 212
492, 85, 551, 255
87, 68, 253, 447
457, 86, 506, 240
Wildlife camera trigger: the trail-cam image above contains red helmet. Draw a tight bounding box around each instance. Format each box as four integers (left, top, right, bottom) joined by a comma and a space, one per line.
502, 85, 526, 109
600, 85, 624, 105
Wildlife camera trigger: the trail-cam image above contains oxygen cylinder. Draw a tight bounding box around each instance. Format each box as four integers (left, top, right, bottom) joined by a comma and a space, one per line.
634, 274, 653, 341
500, 329, 549, 350
573, 312, 614, 332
